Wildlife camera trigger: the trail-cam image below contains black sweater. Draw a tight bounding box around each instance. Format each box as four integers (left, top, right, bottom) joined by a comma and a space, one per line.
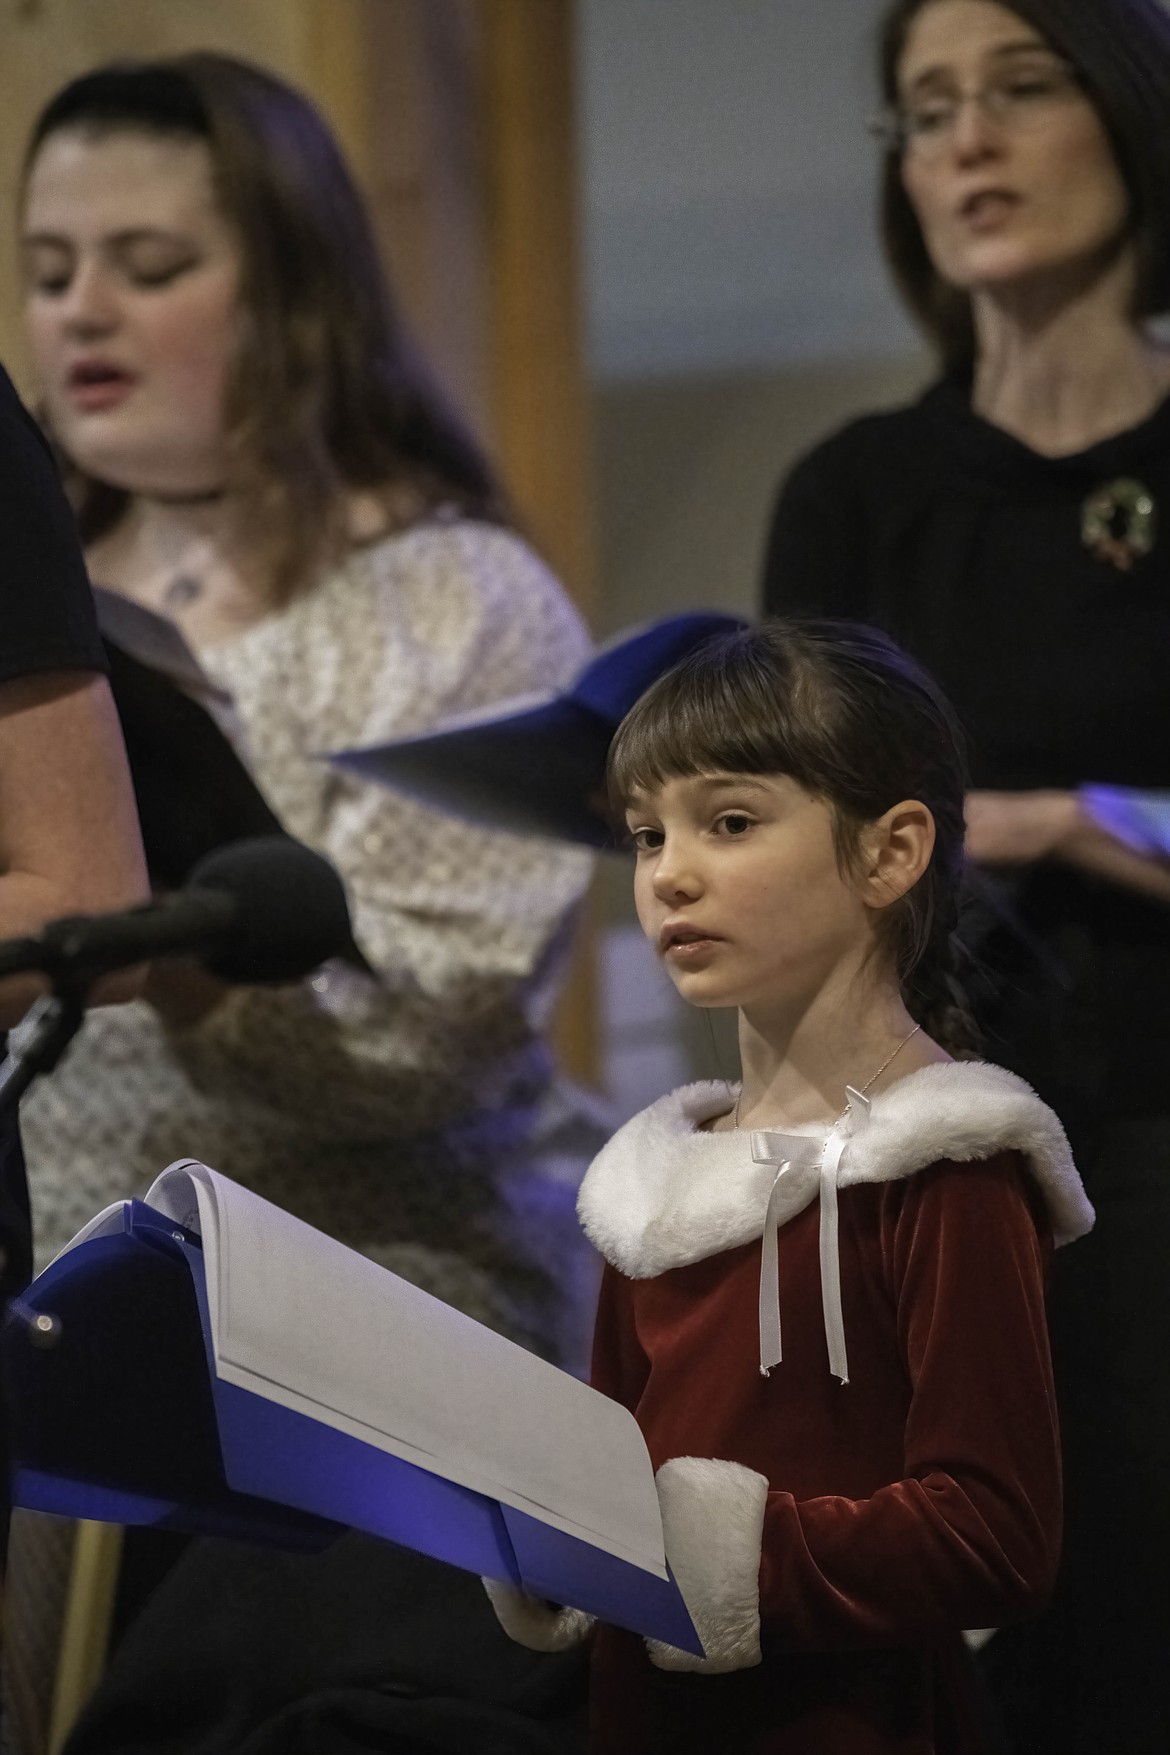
762, 378, 1170, 1134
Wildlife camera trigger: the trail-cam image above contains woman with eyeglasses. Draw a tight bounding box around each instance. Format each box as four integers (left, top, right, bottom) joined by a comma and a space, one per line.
763, 2, 1170, 1751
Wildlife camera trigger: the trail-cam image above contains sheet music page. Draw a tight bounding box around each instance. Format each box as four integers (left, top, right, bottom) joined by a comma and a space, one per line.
147, 1161, 666, 1578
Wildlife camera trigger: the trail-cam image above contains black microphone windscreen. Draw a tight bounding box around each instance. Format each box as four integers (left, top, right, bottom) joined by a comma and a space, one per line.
187, 838, 355, 983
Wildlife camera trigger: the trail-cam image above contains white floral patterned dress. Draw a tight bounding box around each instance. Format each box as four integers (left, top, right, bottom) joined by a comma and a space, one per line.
20, 517, 599, 1364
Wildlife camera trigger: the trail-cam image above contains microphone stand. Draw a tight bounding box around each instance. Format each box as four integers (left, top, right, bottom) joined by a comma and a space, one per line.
0, 978, 85, 1364
0, 979, 88, 1118
0, 914, 129, 1120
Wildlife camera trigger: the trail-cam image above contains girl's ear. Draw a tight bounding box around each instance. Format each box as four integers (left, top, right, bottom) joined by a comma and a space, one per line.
857, 799, 935, 912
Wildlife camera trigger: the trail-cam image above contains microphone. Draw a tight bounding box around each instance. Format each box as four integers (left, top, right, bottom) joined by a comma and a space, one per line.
0, 836, 357, 988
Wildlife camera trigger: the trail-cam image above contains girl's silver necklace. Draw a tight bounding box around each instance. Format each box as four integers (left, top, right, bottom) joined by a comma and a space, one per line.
732, 1023, 921, 1132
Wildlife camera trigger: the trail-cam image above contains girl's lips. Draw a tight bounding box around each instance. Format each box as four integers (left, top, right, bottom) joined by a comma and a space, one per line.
661, 932, 723, 962
66, 366, 136, 411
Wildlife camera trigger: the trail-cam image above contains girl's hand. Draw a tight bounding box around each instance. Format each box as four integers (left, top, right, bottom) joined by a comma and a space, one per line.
965, 789, 1170, 904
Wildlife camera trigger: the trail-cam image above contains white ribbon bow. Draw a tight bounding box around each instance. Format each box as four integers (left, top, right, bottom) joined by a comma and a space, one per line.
750, 1086, 871, 1385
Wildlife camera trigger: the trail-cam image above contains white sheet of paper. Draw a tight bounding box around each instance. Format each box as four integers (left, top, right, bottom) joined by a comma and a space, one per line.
145, 1161, 667, 1579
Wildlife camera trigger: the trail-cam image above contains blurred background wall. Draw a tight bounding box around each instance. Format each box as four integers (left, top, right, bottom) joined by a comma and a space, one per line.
578, 0, 928, 1108
0, 0, 932, 1111
583, 0, 927, 638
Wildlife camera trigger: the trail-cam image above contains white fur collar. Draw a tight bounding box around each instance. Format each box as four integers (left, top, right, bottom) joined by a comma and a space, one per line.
578, 1060, 1092, 1280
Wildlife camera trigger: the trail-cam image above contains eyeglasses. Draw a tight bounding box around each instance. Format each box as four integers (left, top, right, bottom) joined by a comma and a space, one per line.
870, 59, 1083, 158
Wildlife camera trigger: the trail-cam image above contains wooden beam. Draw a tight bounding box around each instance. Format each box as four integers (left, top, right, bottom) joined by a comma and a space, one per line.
48, 1522, 124, 1755
479, 1, 598, 1079
481, 0, 595, 611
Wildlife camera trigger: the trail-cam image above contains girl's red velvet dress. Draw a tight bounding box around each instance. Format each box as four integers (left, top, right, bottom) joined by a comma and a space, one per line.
571, 1062, 1093, 1754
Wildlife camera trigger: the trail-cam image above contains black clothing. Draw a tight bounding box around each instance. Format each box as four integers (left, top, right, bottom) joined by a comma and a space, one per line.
764, 378, 1170, 1118
65, 1535, 587, 1755
103, 641, 283, 889
0, 368, 105, 692
763, 378, 1170, 1755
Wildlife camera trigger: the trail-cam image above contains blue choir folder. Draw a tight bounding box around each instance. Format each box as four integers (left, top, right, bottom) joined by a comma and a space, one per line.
1078, 786, 1170, 856
3, 1163, 701, 1656
327, 611, 747, 847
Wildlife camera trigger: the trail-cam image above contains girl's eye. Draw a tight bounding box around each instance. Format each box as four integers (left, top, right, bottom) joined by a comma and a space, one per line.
716, 813, 753, 837
126, 258, 196, 289
23, 251, 73, 297
629, 827, 664, 853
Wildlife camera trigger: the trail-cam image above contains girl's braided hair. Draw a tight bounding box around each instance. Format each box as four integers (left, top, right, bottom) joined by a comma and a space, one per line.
608, 618, 980, 1058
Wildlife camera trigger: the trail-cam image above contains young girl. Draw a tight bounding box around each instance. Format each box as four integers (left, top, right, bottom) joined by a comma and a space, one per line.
488, 619, 1093, 1754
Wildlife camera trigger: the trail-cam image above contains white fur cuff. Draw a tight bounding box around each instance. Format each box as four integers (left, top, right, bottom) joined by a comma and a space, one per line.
482, 1577, 595, 1652
647, 1455, 768, 1673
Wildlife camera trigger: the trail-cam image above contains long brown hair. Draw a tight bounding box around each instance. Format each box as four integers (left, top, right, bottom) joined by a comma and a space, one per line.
25, 55, 508, 601
877, 0, 1170, 374
608, 619, 979, 1057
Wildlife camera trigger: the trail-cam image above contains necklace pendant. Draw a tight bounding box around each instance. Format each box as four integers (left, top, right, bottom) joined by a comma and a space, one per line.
842, 1085, 870, 1118
1080, 477, 1157, 572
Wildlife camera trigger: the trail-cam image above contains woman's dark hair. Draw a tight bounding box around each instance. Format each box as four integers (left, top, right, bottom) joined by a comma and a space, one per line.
24, 56, 507, 601
878, 0, 1170, 373
609, 618, 978, 1057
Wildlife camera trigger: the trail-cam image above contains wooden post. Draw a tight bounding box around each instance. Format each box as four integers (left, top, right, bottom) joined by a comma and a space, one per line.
47, 1523, 124, 1755
481, 0, 595, 608
480, 1, 599, 1083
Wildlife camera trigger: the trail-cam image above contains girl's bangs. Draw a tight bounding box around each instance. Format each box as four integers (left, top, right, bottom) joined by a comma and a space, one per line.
607, 634, 815, 807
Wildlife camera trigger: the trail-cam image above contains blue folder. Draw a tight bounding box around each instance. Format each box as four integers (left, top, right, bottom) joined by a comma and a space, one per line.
1079, 785, 1170, 856
328, 611, 748, 847
3, 1202, 701, 1654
